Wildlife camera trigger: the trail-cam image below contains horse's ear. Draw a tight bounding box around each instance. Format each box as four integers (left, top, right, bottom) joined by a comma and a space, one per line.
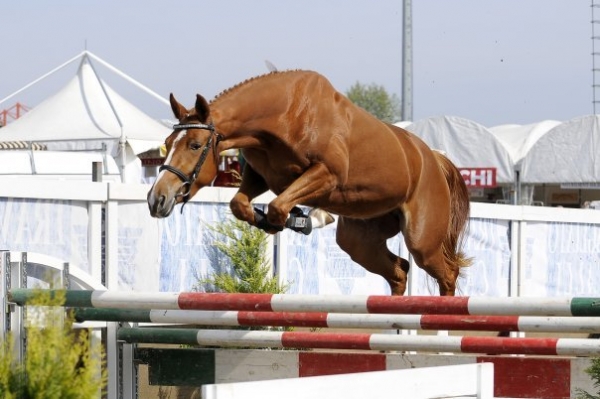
195, 94, 210, 122
169, 93, 188, 120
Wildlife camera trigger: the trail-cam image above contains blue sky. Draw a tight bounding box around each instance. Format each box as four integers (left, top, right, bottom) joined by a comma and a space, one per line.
0, 1, 592, 126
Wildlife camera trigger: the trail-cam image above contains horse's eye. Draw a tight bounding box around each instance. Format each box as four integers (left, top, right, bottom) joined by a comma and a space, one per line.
190, 142, 202, 151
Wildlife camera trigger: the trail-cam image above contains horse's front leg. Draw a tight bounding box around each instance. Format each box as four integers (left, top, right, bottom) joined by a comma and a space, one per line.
266, 163, 337, 227
230, 164, 269, 226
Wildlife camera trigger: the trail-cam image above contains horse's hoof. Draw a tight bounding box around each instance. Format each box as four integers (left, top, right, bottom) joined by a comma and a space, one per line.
308, 208, 335, 228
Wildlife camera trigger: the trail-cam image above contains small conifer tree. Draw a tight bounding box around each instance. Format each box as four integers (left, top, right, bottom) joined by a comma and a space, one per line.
199, 216, 288, 294
195, 216, 318, 347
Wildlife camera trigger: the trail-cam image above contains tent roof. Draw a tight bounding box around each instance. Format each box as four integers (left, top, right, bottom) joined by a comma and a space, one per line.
0, 52, 170, 155
520, 115, 600, 184
489, 120, 560, 166
400, 115, 515, 184
396, 113, 600, 187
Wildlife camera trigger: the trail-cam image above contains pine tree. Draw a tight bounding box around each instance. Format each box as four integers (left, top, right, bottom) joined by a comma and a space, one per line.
199, 217, 288, 294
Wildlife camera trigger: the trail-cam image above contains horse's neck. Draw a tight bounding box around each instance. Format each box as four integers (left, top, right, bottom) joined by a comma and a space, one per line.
213, 72, 321, 150
212, 94, 287, 149
212, 105, 273, 150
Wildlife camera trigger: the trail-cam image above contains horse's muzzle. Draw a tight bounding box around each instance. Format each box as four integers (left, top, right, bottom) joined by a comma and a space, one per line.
147, 191, 175, 218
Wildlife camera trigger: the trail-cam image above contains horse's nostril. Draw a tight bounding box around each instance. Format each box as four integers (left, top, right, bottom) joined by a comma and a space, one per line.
148, 192, 166, 214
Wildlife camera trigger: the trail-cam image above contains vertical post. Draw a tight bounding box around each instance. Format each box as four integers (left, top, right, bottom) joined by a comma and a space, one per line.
512, 219, 527, 338
88, 202, 102, 285
10, 252, 26, 364
0, 251, 9, 341
104, 195, 121, 399
121, 339, 137, 399
119, 138, 127, 183
509, 220, 520, 299
105, 322, 121, 399
104, 198, 119, 290
592, 0, 600, 113
268, 232, 278, 283
274, 232, 287, 289
89, 161, 104, 285
401, 0, 413, 121
92, 161, 103, 183
63, 262, 70, 289
477, 363, 495, 399
516, 220, 527, 299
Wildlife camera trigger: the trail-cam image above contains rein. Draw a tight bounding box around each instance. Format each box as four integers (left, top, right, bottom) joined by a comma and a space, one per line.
159, 123, 224, 207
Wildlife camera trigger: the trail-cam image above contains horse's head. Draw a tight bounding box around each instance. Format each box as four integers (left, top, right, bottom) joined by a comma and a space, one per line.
147, 93, 223, 218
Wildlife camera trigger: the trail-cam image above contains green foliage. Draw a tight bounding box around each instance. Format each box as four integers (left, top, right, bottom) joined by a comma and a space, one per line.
0, 290, 106, 399
199, 217, 288, 294
197, 217, 318, 347
346, 82, 402, 123
0, 336, 17, 399
576, 357, 600, 399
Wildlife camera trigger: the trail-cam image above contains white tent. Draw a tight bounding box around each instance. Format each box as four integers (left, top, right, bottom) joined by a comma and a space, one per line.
489, 120, 561, 168
400, 115, 515, 184
520, 115, 600, 184
0, 51, 170, 183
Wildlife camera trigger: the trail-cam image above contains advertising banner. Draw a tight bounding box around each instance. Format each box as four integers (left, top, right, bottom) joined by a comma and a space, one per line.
522, 221, 600, 296
0, 197, 90, 273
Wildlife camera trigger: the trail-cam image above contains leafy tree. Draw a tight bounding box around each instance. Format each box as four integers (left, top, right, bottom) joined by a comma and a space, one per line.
346, 82, 402, 123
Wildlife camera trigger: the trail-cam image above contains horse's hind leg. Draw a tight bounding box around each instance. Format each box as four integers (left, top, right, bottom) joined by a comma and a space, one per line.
402, 202, 459, 296
336, 214, 409, 296
411, 246, 458, 296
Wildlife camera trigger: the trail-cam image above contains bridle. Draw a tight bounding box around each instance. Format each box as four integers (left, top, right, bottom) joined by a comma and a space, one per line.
159, 122, 224, 204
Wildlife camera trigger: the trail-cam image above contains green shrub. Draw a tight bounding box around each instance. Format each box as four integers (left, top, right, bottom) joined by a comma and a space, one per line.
0, 335, 18, 399
0, 290, 106, 399
198, 216, 288, 294
196, 217, 320, 348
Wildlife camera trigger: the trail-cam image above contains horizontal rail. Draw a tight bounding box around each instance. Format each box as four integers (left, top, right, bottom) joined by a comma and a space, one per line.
10, 289, 600, 316
116, 327, 600, 356
74, 308, 600, 333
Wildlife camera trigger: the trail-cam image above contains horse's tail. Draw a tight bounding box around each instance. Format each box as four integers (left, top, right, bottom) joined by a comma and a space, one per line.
433, 151, 472, 271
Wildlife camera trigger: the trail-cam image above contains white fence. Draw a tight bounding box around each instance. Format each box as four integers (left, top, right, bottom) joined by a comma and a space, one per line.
1, 180, 600, 297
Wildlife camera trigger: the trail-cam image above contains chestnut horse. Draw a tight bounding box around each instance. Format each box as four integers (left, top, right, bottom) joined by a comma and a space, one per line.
147, 70, 471, 296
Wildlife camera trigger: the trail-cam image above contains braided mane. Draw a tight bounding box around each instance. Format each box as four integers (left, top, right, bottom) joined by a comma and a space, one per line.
209, 70, 303, 105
